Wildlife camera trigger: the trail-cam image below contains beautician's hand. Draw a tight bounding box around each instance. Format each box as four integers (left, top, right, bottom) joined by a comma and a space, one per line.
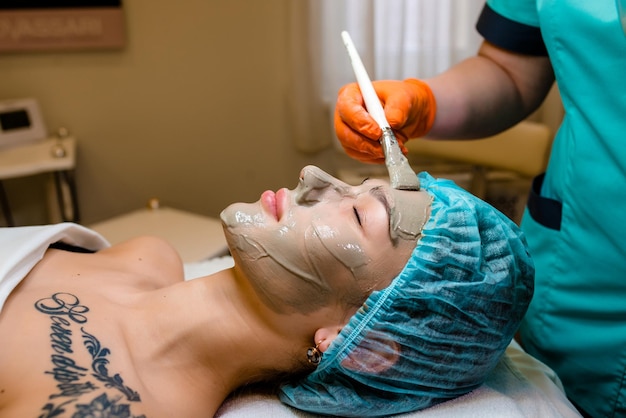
334, 79, 437, 163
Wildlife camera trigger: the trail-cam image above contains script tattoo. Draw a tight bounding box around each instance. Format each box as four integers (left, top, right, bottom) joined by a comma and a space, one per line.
82, 328, 141, 401
35, 292, 145, 418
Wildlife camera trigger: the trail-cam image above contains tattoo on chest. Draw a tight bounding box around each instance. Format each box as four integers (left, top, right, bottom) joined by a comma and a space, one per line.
34, 292, 146, 418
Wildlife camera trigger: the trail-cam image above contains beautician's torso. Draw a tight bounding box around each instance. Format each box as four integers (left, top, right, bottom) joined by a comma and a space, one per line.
0, 237, 222, 418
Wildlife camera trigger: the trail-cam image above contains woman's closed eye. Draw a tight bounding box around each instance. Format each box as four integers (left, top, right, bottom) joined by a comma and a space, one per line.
353, 206, 363, 226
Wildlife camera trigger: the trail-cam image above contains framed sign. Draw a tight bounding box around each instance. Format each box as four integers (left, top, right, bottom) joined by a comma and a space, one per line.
0, 1, 125, 52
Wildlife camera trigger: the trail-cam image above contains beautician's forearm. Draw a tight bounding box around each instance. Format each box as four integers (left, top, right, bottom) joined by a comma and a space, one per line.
425, 41, 555, 139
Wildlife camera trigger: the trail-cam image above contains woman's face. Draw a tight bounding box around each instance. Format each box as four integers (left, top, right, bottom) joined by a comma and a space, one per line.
220, 166, 431, 315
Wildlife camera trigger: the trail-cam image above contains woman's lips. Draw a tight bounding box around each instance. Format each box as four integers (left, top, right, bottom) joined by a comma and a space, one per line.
260, 190, 277, 219
261, 188, 288, 220
275, 188, 288, 220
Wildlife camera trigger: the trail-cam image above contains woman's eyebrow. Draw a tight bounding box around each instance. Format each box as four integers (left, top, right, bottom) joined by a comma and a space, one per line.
369, 186, 391, 220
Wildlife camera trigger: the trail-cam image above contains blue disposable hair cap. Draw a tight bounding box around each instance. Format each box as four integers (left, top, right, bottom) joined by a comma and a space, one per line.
279, 172, 534, 417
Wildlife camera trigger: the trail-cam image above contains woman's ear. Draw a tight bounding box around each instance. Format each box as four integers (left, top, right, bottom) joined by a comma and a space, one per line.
314, 326, 342, 353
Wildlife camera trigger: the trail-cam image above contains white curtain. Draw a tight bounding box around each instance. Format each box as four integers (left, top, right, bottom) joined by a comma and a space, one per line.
288, 0, 484, 153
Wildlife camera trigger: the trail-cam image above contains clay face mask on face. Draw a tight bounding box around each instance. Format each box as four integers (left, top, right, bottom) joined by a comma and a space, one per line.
293, 168, 370, 276
220, 166, 431, 313
295, 168, 431, 244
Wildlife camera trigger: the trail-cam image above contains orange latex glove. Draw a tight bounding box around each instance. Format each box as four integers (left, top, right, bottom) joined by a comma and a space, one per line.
334, 78, 436, 164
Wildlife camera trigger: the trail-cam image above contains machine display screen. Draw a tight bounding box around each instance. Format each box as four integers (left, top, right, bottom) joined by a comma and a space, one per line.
0, 109, 31, 132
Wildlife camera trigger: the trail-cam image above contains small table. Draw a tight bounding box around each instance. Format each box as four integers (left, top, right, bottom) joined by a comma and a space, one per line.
0, 136, 79, 226
89, 205, 229, 263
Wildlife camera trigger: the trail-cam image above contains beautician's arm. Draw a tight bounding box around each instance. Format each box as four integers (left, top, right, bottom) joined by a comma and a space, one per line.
335, 41, 555, 163
425, 40, 555, 139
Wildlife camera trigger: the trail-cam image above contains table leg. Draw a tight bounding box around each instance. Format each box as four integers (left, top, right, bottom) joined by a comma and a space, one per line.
53, 170, 80, 223
0, 180, 15, 227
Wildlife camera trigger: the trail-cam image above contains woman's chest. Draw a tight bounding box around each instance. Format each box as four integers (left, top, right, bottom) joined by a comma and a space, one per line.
0, 279, 152, 417
0, 290, 219, 418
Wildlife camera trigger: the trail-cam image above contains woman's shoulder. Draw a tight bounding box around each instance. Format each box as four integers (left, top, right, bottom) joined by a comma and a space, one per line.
94, 235, 185, 286
99, 235, 181, 261
24, 235, 186, 293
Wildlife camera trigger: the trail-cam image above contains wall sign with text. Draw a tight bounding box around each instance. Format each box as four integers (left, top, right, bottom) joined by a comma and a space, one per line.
0, 1, 125, 52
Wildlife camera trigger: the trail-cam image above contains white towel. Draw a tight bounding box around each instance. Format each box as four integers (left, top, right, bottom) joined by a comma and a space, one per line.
0, 223, 109, 313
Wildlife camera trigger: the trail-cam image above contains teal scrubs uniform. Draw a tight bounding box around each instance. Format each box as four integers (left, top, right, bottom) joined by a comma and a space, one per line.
477, 2, 626, 417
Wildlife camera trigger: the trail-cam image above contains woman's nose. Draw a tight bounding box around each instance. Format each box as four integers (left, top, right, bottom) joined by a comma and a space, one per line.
295, 166, 351, 204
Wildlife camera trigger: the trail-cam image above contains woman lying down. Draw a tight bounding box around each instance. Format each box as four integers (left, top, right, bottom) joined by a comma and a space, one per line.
0, 166, 557, 417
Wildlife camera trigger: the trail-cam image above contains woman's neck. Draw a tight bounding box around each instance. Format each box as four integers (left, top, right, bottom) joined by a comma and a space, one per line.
123, 267, 308, 401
